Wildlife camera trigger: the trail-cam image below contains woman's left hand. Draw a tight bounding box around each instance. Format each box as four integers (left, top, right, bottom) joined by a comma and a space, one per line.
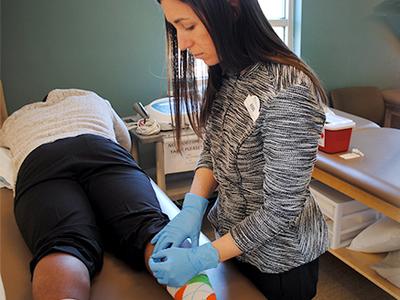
149, 242, 219, 287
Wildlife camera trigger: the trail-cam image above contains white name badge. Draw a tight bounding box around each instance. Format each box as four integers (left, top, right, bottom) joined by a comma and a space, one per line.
244, 95, 260, 123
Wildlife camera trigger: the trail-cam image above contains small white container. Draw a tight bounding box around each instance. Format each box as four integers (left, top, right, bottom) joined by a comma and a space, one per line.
162, 131, 203, 175
310, 180, 369, 219
310, 180, 380, 249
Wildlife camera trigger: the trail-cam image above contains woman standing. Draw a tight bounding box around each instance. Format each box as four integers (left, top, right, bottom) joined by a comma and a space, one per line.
149, 1, 329, 299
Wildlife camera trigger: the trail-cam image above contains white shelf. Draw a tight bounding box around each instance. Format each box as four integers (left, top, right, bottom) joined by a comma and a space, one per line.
329, 247, 400, 299
312, 167, 400, 299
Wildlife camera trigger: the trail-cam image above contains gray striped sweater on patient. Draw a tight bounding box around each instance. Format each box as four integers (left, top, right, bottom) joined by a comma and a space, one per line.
197, 62, 329, 273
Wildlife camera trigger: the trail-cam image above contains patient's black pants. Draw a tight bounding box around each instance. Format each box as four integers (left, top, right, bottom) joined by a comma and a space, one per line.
14, 134, 169, 278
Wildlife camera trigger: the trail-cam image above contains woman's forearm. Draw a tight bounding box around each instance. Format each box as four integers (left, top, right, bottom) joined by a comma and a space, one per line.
212, 232, 243, 262
191, 168, 242, 261
190, 167, 218, 198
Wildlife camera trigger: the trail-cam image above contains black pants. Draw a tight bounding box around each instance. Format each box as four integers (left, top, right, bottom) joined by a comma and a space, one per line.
236, 258, 319, 300
14, 134, 169, 278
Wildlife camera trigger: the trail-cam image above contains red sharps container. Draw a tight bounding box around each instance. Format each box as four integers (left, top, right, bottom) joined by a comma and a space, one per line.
318, 113, 355, 154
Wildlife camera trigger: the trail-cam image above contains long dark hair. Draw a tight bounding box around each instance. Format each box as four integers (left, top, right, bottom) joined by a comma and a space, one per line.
159, 0, 328, 149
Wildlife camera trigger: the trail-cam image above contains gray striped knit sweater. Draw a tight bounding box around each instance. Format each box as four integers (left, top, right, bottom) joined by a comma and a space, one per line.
197, 62, 329, 273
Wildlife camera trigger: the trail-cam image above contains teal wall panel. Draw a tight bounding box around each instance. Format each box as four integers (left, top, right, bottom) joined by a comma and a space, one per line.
2, 0, 168, 115
301, 0, 400, 91
3, 1, 398, 112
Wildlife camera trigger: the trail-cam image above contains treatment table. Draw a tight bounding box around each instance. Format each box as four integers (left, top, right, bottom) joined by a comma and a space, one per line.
313, 125, 400, 298
0, 182, 265, 300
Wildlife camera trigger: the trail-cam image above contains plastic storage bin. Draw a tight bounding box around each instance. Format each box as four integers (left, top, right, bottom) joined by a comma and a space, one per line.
318, 113, 355, 153
310, 180, 380, 249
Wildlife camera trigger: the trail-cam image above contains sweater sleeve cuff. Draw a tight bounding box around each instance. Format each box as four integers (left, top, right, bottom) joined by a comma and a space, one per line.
230, 223, 258, 253
195, 154, 213, 171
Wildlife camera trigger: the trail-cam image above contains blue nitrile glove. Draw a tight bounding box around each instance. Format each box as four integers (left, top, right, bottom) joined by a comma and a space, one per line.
151, 193, 208, 253
149, 242, 219, 287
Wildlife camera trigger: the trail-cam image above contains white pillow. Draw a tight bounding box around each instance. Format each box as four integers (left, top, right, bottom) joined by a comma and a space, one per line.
347, 217, 400, 253
371, 250, 400, 288
0, 147, 15, 189
0, 274, 5, 300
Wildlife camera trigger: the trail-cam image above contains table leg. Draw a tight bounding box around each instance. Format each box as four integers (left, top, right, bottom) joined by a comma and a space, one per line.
130, 136, 140, 163
156, 141, 166, 191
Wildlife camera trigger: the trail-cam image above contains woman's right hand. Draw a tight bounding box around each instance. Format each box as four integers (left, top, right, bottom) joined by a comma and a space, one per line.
151, 193, 209, 254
